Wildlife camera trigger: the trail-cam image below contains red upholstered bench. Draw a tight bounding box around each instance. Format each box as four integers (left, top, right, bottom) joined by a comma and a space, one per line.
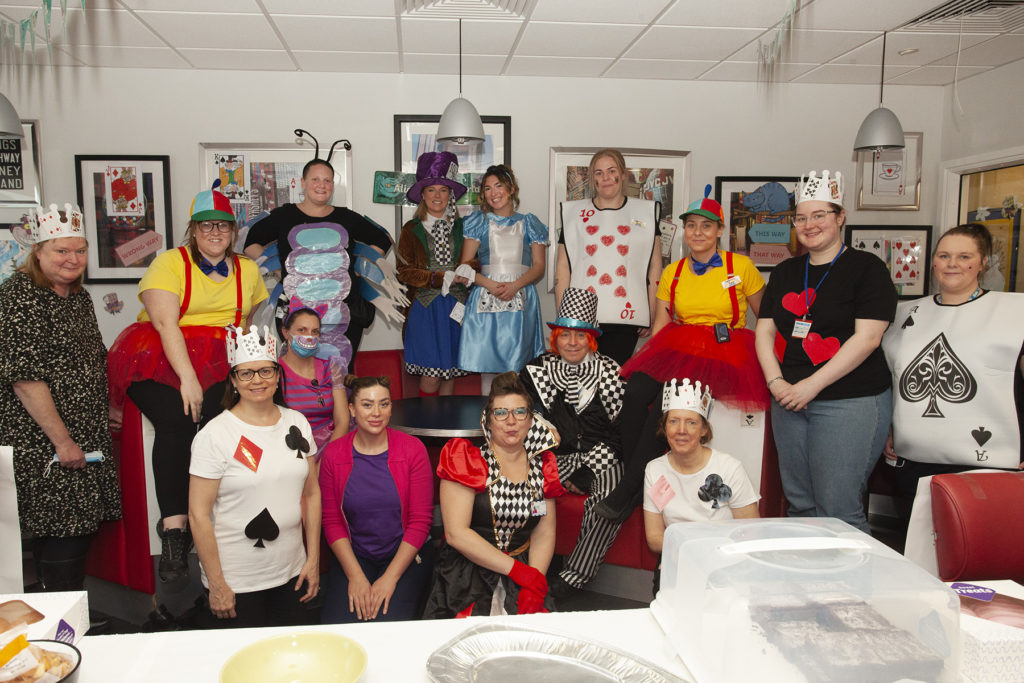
554, 494, 659, 571
351, 349, 482, 398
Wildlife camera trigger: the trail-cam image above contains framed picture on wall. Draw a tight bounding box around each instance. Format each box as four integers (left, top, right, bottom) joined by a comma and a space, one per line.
855, 132, 923, 211
392, 114, 511, 233
547, 147, 690, 290
0, 121, 43, 208
75, 155, 173, 283
715, 176, 800, 271
845, 225, 932, 299
0, 208, 33, 285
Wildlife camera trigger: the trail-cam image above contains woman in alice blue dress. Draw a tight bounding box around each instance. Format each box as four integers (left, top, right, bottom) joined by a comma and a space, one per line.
457, 165, 546, 374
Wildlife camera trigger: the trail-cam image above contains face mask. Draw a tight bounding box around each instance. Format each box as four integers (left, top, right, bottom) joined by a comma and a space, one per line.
291, 335, 319, 358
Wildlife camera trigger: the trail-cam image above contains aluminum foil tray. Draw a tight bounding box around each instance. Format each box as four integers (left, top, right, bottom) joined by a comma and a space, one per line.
426, 623, 686, 682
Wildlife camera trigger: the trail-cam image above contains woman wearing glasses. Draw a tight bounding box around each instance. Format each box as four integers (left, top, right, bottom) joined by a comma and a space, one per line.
754, 170, 896, 533
189, 326, 320, 628
456, 165, 546, 374
424, 372, 561, 617
279, 297, 349, 452
108, 184, 268, 587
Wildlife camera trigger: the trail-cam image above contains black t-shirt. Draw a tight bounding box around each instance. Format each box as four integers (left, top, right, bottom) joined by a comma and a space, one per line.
760, 247, 897, 400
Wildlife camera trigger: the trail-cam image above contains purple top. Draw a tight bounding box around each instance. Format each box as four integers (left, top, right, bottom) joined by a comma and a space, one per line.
343, 448, 404, 560
281, 357, 334, 452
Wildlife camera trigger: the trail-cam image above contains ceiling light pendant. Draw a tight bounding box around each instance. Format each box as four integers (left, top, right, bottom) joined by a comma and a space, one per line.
437, 18, 484, 145
854, 31, 905, 153
0, 93, 24, 138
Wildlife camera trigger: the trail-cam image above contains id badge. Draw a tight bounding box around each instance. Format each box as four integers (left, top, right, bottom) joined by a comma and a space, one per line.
792, 319, 812, 339
530, 498, 547, 516
721, 274, 742, 289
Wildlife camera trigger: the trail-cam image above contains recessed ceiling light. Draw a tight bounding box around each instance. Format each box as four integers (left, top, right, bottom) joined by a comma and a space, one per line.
898, 48, 920, 56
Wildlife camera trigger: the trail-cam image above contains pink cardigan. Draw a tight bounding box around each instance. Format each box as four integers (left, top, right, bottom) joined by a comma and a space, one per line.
319, 427, 433, 550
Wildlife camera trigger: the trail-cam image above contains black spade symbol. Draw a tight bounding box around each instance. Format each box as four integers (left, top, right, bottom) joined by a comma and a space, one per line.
286, 425, 310, 459
697, 474, 733, 510
901, 315, 915, 329
971, 426, 992, 447
244, 508, 279, 548
873, 240, 882, 249
899, 333, 977, 418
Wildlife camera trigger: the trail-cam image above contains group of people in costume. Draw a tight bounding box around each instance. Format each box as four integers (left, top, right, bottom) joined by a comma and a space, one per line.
3, 144, 1021, 629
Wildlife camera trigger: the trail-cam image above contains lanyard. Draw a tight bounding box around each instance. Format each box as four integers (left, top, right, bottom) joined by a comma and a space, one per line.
802, 245, 844, 319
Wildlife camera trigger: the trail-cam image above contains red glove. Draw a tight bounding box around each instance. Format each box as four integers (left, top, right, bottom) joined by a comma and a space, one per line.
508, 560, 549, 615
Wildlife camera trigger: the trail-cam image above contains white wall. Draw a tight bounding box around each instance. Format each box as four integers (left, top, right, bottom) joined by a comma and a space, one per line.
1, 66, 946, 347
940, 59, 1024, 164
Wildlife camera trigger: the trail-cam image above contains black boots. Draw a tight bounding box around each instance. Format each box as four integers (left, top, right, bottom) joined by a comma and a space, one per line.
156, 520, 193, 589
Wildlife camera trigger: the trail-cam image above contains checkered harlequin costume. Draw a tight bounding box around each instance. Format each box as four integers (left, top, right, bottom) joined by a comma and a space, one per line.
521, 351, 626, 589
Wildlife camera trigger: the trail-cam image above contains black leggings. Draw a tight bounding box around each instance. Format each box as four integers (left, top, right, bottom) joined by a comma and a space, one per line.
33, 535, 93, 591
596, 324, 641, 367
127, 379, 227, 518
197, 576, 317, 629
602, 371, 666, 510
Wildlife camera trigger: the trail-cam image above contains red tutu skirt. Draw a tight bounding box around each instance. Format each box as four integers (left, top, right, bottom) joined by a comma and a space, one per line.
108, 322, 230, 411
620, 323, 769, 412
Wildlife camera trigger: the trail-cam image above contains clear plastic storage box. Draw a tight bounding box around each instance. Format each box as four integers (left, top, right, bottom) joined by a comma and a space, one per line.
651, 518, 959, 682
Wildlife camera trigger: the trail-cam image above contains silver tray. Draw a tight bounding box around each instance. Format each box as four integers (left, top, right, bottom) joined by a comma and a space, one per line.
426, 623, 685, 682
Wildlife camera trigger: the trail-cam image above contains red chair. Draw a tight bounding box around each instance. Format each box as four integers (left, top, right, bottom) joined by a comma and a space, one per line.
553, 494, 659, 571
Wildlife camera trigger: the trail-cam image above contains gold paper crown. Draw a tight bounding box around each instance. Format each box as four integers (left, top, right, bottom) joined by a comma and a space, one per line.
226, 325, 278, 367
32, 203, 85, 244
797, 169, 843, 207
661, 378, 714, 419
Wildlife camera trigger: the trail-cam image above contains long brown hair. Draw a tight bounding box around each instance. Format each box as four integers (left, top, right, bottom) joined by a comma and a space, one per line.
479, 165, 521, 214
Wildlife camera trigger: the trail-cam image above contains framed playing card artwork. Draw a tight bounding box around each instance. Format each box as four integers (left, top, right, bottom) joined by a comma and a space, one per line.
846, 225, 932, 299
855, 132, 923, 211
715, 176, 800, 271
0, 121, 43, 208
547, 147, 690, 291
75, 155, 172, 283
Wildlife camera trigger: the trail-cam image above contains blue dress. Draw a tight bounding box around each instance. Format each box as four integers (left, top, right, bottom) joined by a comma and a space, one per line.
458, 211, 547, 373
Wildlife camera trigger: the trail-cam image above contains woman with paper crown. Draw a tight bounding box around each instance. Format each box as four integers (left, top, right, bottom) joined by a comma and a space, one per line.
595, 184, 767, 524
279, 297, 349, 452
456, 164, 547, 373
318, 374, 434, 623
754, 169, 897, 533
189, 325, 320, 628
423, 372, 563, 618
107, 182, 268, 588
0, 203, 120, 593
643, 378, 759, 590
882, 223, 1024, 502
555, 148, 664, 365
396, 151, 472, 396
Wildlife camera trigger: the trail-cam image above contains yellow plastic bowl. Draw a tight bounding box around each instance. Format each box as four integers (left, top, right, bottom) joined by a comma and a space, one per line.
220, 632, 367, 683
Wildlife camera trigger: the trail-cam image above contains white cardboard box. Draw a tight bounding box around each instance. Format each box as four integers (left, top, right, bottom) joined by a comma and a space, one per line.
0, 591, 89, 645
951, 580, 1024, 683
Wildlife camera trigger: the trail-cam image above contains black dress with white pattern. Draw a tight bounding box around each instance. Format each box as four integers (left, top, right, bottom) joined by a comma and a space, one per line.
0, 272, 121, 536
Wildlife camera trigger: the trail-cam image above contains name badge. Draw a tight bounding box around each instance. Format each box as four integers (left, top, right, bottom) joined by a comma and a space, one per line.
721, 275, 742, 289
530, 498, 547, 516
792, 319, 812, 339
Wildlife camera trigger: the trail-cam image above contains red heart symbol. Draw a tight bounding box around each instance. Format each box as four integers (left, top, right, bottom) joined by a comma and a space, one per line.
586, 225, 599, 235
910, 241, 917, 249
781, 289, 814, 316
617, 245, 629, 256
802, 333, 840, 365
614, 286, 627, 298
601, 235, 615, 247
586, 265, 597, 277
895, 271, 903, 279
599, 273, 612, 285
910, 270, 917, 278
895, 241, 903, 250
625, 302, 633, 308
586, 285, 597, 294
615, 265, 627, 277
585, 244, 598, 256
903, 248, 909, 256
617, 225, 630, 235
903, 264, 909, 271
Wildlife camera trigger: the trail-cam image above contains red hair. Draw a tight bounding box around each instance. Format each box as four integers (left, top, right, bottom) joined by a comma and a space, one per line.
549, 327, 598, 353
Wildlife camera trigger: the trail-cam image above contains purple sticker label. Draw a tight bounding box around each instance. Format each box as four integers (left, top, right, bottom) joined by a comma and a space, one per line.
952, 582, 996, 602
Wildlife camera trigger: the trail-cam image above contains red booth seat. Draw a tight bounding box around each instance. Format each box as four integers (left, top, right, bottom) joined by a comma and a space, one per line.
554, 494, 659, 571
931, 471, 1024, 583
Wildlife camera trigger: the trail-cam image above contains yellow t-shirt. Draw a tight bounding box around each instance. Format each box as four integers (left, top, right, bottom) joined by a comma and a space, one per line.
137, 248, 269, 327
655, 252, 765, 328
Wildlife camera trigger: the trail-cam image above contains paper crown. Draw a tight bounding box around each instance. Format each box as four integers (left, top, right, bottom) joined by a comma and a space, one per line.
546, 286, 601, 337
190, 179, 235, 222
680, 184, 724, 223
23, 203, 86, 244
797, 169, 843, 207
662, 378, 714, 419
226, 325, 278, 367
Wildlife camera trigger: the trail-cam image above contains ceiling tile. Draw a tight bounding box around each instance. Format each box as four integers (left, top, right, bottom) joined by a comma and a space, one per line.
400, 18, 522, 55
834, 32, 996, 67
59, 45, 190, 69
506, 55, 613, 77
292, 50, 399, 73
886, 64, 992, 85
604, 58, 718, 80
263, 0, 396, 17
659, 0, 799, 29
515, 22, 641, 58
531, 0, 671, 25
272, 15, 397, 52
137, 11, 281, 50
20, 8, 165, 48
731, 28, 874, 63
179, 48, 295, 71
792, 63, 915, 84
929, 34, 1024, 68
794, 0, 943, 32
121, 0, 259, 11
628, 25, 764, 60
699, 60, 817, 82
0, 47, 82, 66
401, 53, 507, 75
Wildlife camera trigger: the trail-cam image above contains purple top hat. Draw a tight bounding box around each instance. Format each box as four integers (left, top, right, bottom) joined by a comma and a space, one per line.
407, 151, 467, 205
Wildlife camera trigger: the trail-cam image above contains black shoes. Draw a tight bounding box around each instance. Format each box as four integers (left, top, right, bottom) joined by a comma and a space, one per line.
156, 520, 192, 589
548, 574, 578, 601
593, 491, 642, 525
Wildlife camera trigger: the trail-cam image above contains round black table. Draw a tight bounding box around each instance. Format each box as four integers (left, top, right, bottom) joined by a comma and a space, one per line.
389, 395, 487, 440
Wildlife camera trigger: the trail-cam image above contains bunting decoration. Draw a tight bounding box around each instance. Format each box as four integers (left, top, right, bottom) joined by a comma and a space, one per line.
757, 0, 799, 83
0, 0, 85, 59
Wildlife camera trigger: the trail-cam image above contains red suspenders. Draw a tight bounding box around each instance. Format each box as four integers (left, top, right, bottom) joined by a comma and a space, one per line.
177, 246, 243, 325
667, 251, 739, 328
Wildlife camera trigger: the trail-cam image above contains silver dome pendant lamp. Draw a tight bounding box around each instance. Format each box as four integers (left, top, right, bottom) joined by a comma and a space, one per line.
854, 31, 905, 153
437, 18, 485, 145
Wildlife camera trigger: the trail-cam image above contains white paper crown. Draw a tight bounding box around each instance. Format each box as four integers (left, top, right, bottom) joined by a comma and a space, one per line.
31, 203, 85, 244
226, 325, 277, 367
662, 378, 714, 419
796, 170, 843, 207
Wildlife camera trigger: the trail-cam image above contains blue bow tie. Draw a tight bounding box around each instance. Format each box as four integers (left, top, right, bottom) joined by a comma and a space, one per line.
691, 252, 722, 276
199, 257, 229, 277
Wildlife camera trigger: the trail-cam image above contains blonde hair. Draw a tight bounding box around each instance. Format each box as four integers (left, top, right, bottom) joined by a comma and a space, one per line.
18, 239, 85, 295
587, 149, 627, 197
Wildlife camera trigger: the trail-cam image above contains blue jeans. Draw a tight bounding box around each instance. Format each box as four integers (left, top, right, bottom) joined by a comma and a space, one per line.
770, 388, 892, 533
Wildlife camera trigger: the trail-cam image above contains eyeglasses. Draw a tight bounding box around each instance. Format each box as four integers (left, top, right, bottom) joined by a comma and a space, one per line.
234, 366, 279, 382
683, 221, 719, 233
198, 221, 233, 234
792, 210, 837, 227
491, 407, 530, 421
